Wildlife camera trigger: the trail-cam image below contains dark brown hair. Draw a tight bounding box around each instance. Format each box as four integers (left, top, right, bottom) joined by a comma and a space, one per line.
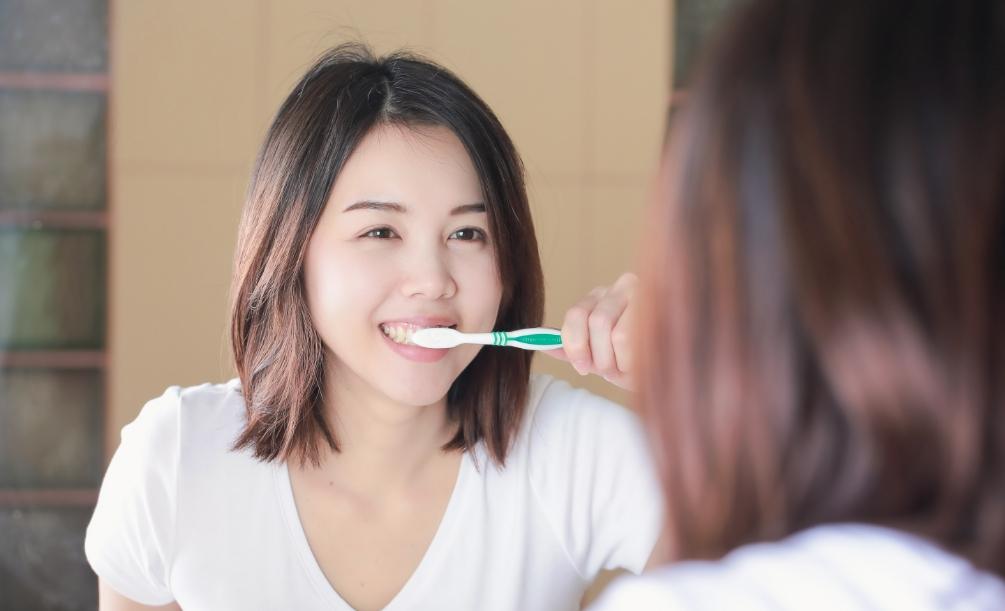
230, 44, 544, 467
638, 0, 1005, 575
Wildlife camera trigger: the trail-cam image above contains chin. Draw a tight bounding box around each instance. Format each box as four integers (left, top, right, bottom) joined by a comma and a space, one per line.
380, 380, 453, 407
375, 351, 479, 408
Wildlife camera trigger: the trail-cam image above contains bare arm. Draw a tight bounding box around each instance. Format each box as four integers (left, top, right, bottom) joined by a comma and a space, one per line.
99, 579, 182, 611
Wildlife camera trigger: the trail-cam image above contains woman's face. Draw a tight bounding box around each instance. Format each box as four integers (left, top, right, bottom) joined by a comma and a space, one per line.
304, 123, 503, 407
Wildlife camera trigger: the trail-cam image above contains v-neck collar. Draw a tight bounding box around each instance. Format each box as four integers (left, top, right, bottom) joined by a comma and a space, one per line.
273, 450, 472, 610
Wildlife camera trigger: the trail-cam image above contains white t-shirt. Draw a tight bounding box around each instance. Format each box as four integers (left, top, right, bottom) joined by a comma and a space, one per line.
591, 523, 1005, 611
85, 374, 663, 610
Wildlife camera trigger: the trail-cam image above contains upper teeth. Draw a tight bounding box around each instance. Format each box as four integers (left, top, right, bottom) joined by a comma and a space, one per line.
381, 324, 415, 345
380, 323, 448, 345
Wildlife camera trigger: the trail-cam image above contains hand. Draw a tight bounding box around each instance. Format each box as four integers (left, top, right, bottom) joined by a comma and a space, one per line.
544, 272, 638, 391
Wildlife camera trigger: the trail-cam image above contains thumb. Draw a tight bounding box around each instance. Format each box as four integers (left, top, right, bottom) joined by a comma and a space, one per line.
541, 348, 569, 361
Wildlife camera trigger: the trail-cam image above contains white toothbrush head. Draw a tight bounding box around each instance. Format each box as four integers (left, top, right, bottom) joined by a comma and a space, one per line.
411, 327, 463, 349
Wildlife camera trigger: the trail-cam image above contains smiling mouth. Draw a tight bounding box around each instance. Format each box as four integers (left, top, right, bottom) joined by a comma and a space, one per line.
379, 322, 457, 346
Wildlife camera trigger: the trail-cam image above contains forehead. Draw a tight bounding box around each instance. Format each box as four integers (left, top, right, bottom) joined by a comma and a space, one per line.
328, 123, 483, 210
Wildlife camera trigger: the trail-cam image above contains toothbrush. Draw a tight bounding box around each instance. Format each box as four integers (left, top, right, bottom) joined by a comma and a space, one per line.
411, 327, 563, 351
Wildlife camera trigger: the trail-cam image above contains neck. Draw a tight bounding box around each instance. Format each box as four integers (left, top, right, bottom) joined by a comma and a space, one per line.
317, 364, 458, 497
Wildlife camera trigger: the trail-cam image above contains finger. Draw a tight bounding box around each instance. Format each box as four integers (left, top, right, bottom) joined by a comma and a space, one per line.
611, 301, 636, 375
602, 370, 635, 392
613, 271, 639, 291
562, 288, 605, 375
587, 291, 630, 378
541, 348, 569, 361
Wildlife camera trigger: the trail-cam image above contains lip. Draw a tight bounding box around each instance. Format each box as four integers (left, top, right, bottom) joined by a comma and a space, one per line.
378, 316, 457, 363
378, 315, 458, 328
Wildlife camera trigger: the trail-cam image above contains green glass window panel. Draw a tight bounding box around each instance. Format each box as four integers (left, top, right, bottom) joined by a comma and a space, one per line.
0, 90, 107, 211
0, 507, 97, 611
674, 0, 746, 88
0, 229, 106, 349
0, 0, 108, 73
0, 370, 103, 488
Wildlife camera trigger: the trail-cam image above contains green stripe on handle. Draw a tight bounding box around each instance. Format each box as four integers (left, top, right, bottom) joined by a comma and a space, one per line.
509, 333, 562, 346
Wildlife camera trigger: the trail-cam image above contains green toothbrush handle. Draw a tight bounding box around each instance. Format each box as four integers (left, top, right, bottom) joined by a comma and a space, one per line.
493, 327, 563, 351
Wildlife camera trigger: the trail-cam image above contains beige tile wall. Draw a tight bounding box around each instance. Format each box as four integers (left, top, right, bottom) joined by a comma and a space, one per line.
109, 0, 670, 440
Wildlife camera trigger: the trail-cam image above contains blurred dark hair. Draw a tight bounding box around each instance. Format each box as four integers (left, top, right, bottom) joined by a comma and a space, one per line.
230, 44, 543, 467
638, 0, 1005, 575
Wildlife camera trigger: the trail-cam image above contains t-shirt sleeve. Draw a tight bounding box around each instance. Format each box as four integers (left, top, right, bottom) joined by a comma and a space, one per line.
527, 377, 665, 580
84, 386, 181, 606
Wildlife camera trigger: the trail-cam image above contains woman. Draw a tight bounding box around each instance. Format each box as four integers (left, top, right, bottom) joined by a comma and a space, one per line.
85, 45, 663, 610
595, 0, 1005, 608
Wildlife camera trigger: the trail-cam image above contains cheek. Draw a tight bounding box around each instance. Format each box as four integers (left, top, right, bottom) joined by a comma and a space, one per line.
304, 248, 390, 335
456, 251, 503, 324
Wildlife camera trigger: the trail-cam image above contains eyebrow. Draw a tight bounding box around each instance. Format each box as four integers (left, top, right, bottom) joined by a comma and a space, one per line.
343, 200, 486, 215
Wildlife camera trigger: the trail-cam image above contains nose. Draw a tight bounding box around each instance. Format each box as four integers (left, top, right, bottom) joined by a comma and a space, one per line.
399, 244, 457, 300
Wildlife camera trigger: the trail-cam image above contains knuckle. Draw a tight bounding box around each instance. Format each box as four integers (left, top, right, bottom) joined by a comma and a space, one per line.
566, 305, 590, 325
619, 272, 639, 286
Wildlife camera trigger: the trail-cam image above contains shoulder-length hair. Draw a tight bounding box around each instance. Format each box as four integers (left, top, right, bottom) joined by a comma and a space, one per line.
638, 0, 1005, 575
230, 44, 544, 468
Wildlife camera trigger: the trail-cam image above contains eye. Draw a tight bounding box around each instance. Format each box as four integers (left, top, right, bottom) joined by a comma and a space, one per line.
361, 227, 397, 239
449, 227, 487, 242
